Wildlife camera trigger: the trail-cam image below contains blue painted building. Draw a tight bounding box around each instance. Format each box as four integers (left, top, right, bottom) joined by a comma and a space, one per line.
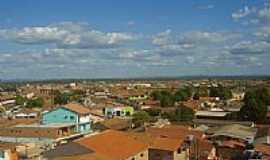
42, 103, 92, 134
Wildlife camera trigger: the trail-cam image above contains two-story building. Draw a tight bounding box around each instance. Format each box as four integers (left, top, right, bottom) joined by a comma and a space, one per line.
42, 103, 92, 134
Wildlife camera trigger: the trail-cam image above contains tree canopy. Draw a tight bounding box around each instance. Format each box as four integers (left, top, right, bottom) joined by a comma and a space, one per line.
209, 86, 232, 100
151, 90, 175, 107
174, 87, 192, 101
239, 88, 270, 122
15, 95, 27, 105
145, 108, 161, 117
161, 106, 194, 122
150, 88, 192, 107
54, 92, 73, 105
132, 111, 150, 127
15, 95, 44, 108
26, 97, 44, 108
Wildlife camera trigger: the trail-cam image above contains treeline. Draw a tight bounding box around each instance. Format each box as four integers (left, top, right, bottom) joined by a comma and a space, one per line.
150, 86, 232, 108
15, 96, 44, 108
151, 88, 192, 107
54, 90, 85, 105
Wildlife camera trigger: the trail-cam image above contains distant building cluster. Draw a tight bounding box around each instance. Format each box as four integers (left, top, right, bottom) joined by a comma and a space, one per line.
0, 79, 269, 159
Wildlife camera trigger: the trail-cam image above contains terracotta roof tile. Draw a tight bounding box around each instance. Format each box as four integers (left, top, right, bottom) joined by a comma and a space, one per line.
76, 130, 148, 160
255, 144, 270, 156
151, 137, 182, 151
147, 125, 204, 140
63, 103, 90, 115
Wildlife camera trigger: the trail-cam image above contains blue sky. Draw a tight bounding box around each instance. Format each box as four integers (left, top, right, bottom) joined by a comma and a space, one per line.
0, 0, 270, 79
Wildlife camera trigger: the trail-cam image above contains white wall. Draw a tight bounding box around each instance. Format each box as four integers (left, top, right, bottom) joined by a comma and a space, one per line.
79, 115, 90, 123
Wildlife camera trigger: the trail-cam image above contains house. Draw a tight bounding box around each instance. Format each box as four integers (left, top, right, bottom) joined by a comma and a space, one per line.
14, 109, 39, 119
42, 103, 92, 134
0, 123, 79, 145
207, 124, 257, 144
103, 106, 134, 118
128, 95, 148, 101
195, 111, 230, 120
43, 130, 149, 160
14, 113, 37, 119
144, 125, 216, 160
77, 130, 148, 160
145, 127, 191, 160
193, 119, 254, 127
43, 126, 216, 160
148, 137, 187, 160
141, 100, 160, 110
42, 142, 96, 160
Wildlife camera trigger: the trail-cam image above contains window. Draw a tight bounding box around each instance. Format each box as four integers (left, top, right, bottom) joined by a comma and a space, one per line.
140, 153, 144, 157
177, 148, 181, 154
64, 115, 68, 119
0, 151, 4, 158
131, 158, 135, 160
70, 116, 75, 120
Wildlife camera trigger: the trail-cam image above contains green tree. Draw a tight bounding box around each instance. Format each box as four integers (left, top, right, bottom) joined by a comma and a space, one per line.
174, 88, 191, 101
26, 97, 44, 108
174, 106, 194, 121
209, 86, 232, 100
15, 95, 26, 105
161, 106, 194, 122
54, 92, 72, 105
239, 88, 270, 122
160, 94, 175, 107
145, 108, 161, 117
151, 90, 175, 107
132, 111, 150, 127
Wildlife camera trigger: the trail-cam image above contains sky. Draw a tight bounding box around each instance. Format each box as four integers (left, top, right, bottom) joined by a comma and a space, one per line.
0, 0, 270, 80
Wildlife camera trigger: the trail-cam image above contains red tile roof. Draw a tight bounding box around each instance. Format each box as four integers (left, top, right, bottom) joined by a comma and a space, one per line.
63, 103, 90, 115
76, 130, 148, 160
151, 137, 182, 151
255, 144, 270, 156
147, 125, 204, 140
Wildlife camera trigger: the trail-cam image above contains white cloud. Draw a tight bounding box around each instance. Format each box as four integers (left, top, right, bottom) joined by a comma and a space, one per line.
182, 31, 240, 44
0, 22, 138, 49
229, 40, 270, 55
258, 5, 270, 19
152, 29, 172, 46
152, 30, 240, 47
232, 6, 256, 20
255, 26, 270, 40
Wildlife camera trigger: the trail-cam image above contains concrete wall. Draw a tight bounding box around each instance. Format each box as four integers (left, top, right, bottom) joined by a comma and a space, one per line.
127, 149, 148, 160
173, 149, 189, 160
149, 149, 174, 160
255, 136, 270, 145
149, 149, 188, 160
0, 136, 53, 145
79, 115, 90, 123
105, 107, 134, 117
